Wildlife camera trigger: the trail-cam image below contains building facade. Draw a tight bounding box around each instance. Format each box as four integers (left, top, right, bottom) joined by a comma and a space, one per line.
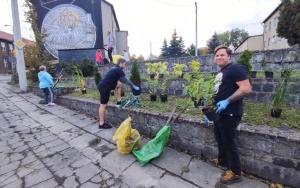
235, 35, 263, 53
262, 2, 290, 51
0, 31, 15, 73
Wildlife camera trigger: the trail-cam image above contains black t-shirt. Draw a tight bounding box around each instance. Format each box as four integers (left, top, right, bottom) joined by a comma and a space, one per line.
213, 63, 248, 116
98, 65, 125, 90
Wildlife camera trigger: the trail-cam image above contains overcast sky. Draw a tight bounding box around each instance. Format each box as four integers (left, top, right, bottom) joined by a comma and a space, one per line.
0, 0, 281, 58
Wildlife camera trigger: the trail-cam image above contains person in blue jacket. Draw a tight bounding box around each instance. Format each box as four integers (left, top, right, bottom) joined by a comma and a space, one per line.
38, 65, 55, 106
97, 58, 140, 129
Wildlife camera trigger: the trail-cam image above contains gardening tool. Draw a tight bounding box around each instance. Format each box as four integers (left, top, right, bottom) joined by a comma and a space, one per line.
53, 69, 64, 89
132, 104, 189, 166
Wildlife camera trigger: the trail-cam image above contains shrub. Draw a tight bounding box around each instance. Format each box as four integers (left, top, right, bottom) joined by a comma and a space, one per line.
236, 49, 252, 77
130, 61, 141, 86
94, 67, 101, 86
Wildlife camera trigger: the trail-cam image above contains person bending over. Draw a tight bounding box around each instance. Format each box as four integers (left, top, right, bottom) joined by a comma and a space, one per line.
97, 58, 139, 129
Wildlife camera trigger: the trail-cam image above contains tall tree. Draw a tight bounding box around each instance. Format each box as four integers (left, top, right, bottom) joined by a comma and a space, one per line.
168, 30, 186, 57
230, 28, 249, 48
160, 39, 169, 58
186, 43, 201, 56
217, 29, 249, 48
207, 32, 221, 53
277, 0, 300, 46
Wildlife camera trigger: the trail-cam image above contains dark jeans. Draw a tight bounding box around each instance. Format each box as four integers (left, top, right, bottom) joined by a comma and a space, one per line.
214, 115, 241, 175
108, 48, 114, 62
42, 87, 54, 104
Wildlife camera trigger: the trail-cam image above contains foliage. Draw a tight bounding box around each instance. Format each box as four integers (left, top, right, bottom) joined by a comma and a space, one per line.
217, 28, 249, 48
94, 67, 101, 86
277, 0, 300, 46
23, 0, 55, 82
207, 32, 221, 53
160, 30, 186, 58
130, 61, 141, 86
145, 62, 159, 75
71, 65, 85, 91
190, 60, 200, 73
77, 55, 94, 77
236, 49, 253, 78
118, 94, 142, 109
146, 77, 159, 95
157, 62, 168, 75
173, 63, 188, 77
130, 54, 145, 62
159, 74, 169, 94
271, 67, 293, 110
186, 44, 201, 56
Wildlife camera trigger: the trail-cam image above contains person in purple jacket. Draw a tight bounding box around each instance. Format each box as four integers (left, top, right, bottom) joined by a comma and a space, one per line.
38, 65, 55, 106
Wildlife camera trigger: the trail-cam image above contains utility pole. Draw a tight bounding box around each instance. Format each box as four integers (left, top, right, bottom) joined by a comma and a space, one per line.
195, 2, 198, 57
11, 0, 27, 92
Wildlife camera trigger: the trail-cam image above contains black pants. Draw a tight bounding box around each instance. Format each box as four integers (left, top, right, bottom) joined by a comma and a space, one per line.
42, 87, 54, 104
214, 115, 241, 175
108, 48, 113, 62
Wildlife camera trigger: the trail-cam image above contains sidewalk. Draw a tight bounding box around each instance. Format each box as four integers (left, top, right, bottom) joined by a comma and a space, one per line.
0, 75, 268, 188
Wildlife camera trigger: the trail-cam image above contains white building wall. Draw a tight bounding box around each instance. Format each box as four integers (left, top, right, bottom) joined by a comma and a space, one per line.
263, 10, 290, 50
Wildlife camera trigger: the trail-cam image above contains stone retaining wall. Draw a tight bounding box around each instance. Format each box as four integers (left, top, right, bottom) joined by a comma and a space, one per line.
56, 95, 300, 188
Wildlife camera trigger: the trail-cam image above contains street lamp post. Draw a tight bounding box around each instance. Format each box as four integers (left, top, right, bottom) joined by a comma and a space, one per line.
10, 0, 27, 92
195, 2, 198, 57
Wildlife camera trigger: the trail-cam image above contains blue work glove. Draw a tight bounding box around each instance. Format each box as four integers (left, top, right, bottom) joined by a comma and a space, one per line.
204, 116, 209, 123
133, 86, 140, 91
216, 99, 229, 113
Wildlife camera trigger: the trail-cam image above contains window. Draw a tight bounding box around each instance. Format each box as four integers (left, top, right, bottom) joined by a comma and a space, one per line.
264, 25, 267, 33
269, 21, 271, 30
1, 42, 6, 51
9, 44, 13, 53
272, 35, 275, 43
3, 58, 8, 68
268, 38, 271, 46
264, 40, 267, 47
274, 17, 278, 27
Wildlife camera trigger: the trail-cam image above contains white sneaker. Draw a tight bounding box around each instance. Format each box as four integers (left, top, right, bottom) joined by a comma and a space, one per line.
48, 103, 56, 106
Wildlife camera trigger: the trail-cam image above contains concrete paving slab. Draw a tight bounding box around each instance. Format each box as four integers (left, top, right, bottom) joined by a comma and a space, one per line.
151, 147, 192, 176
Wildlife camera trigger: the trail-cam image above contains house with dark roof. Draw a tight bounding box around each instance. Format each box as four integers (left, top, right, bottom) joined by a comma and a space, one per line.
0, 31, 35, 73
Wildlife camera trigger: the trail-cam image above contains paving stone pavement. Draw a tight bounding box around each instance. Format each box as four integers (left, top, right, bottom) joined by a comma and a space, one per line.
0, 74, 269, 188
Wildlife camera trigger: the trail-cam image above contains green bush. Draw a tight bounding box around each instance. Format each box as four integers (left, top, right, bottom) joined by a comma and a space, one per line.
78, 55, 94, 77
94, 67, 102, 86
130, 61, 141, 86
236, 49, 252, 78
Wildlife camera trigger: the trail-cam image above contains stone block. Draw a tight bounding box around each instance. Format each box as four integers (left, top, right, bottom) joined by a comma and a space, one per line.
273, 157, 295, 168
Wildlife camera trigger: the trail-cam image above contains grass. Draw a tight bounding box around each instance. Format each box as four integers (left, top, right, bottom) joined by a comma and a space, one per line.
69, 89, 300, 131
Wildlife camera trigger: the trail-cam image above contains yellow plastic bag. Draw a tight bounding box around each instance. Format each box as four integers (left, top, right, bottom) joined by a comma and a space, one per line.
112, 117, 141, 154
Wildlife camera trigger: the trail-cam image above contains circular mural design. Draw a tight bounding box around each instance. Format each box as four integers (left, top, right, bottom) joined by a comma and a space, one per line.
41, 4, 96, 58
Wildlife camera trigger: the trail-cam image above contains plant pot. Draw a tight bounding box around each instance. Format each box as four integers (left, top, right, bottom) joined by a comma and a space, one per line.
194, 98, 204, 108
160, 94, 168, 102
264, 71, 273, 78
132, 89, 140, 96
159, 74, 164, 79
270, 108, 282, 118
121, 91, 125, 97
202, 106, 220, 121
150, 74, 155, 79
82, 89, 87, 94
251, 71, 257, 78
178, 73, 184, 78
150, 94, 157, 101
110, 91, 115, 96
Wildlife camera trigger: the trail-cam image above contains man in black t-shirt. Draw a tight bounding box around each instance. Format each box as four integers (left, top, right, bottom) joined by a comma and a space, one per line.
97, 58, 140, 129
210, 45, 251, 185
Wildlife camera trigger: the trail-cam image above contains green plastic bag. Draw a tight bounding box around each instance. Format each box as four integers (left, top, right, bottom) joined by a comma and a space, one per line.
132, 125, 170, 166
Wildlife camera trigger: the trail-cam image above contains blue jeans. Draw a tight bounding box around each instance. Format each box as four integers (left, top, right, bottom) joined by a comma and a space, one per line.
214, 115, 241, 175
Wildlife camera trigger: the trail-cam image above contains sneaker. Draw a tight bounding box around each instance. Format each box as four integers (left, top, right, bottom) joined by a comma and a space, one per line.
208, 158, 227, 170
48, 103, 56, 106
220, 170, 242, 185
99, 123, 112, 129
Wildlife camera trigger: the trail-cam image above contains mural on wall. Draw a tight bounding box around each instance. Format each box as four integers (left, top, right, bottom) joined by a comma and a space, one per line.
30, 0, 103, 59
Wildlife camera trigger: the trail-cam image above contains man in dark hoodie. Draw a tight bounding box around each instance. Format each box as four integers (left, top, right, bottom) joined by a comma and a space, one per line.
97, 58, 140, 129
38, 65, 55, 106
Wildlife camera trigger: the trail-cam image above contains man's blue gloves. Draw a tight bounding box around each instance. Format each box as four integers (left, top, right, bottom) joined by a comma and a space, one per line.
133, 86, 140, 91
216, 99, 229, 113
